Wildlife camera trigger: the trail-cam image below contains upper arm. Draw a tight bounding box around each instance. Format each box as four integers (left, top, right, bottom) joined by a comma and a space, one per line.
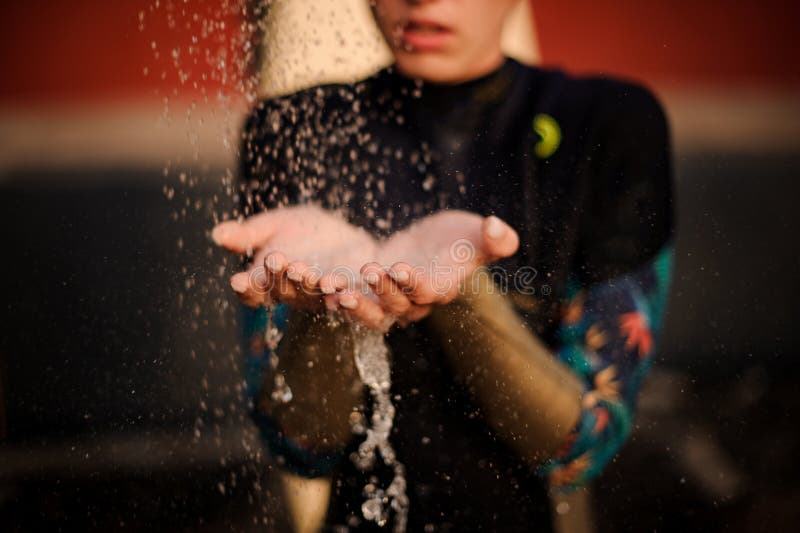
576, 81, 673, 285
238, 86, 351, 216
543, 81, 675, 488
238, 99, 301, 216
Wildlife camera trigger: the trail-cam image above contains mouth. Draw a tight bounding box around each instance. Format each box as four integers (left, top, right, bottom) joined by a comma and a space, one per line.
399, 18, 453, 52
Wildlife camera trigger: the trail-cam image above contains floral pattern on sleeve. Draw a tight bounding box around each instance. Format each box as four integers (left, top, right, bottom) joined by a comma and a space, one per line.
542, 244, 673, 489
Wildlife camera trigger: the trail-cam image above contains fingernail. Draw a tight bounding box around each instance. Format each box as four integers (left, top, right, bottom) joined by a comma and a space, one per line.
388, 270, 409, 283
363, 272, 380, 285
321, 284, 335, 295
324, 297, 338, 311
265, 255, 283, 273
286, 269, 303, 282
486, 216, 505, 240
339, 295, 358, 309
230, 277, 247, 294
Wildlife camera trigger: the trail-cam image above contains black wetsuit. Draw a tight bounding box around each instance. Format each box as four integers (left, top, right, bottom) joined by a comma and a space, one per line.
239, 58, 672, 531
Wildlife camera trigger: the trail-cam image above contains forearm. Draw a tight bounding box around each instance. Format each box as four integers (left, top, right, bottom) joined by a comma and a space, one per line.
256, 310, 365, 452
427, 269, 583, 464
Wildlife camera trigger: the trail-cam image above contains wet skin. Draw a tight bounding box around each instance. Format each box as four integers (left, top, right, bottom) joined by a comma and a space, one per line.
212, 206, 519, 330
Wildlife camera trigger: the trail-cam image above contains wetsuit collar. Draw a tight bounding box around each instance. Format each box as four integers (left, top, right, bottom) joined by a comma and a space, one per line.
413, 57, 516, 106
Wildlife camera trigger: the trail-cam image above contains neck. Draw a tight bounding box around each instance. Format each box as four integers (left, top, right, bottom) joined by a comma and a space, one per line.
393, 50, 507, 87
448, 50, 506, 85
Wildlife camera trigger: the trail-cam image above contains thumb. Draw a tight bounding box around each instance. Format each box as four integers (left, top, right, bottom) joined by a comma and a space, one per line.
211, 210, 282, 254
211, 220, 256, 254
211, 210, 281, 254
481, 215, 519, 259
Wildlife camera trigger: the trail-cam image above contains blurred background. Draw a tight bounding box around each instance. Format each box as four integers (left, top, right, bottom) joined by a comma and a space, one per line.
1, 0, 798, 531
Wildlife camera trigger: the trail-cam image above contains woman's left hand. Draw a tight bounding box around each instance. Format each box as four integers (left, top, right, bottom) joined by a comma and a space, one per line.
333, 211, 519, 330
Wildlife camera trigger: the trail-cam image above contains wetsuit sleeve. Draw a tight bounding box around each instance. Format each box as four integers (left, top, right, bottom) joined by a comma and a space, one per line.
238, 100, 345, 477
542, 83, 674, 489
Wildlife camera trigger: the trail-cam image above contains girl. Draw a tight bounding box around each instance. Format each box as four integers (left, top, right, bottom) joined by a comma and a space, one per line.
213, 0, 673, 530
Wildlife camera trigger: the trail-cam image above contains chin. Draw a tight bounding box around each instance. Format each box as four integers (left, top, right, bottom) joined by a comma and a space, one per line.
393, 53, 468, 84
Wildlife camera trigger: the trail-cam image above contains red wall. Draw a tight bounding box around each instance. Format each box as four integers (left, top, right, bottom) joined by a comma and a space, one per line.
533, 0, 800, 89
0, 0, 250, 106
1, 1, 797, 107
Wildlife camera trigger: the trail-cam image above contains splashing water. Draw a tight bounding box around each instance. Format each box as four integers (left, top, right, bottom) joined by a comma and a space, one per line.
146, 2, 279, 524
264, 306, 292, 404
264, 311, 408, 529
147, 1, 427, 528
352, 326, 409, 532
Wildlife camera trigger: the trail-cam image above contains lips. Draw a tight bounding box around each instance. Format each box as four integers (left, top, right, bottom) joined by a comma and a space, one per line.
400, 18, 453, 51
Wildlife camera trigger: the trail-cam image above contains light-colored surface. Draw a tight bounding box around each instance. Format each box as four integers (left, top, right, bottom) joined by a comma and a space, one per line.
280, 471, 332, 533
2, 90, 798, 175
502, 0, 540, 66
258, 0, 392, 98
0, 102, 244, 175
551, 487, 596, 533
664, 88, 800, 155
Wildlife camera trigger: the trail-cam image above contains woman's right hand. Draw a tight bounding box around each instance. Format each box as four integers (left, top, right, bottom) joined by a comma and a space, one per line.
332, 211, 520, 329
212, 205, 378, 310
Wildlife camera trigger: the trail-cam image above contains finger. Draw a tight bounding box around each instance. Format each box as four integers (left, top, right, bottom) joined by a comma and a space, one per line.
397, 304, 433, 327
319, 268, 356, 296
263, 248, 294, 302
211, 211, 278, 254
265, 251, 298, 303
230, 271, 267, 308
428, 268, 461, 304
285, 261, 310, 295
302, 266, 324, 291
361, 262, 411, 316
212, 220, 249, 253
388, 262, 441, 305
210, 220, 258, 254
286, 261, 323, 298
481, 215, 520, 259
286, 262, 326, 311
323, 292, 339, 311
337, 291, 393, 331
